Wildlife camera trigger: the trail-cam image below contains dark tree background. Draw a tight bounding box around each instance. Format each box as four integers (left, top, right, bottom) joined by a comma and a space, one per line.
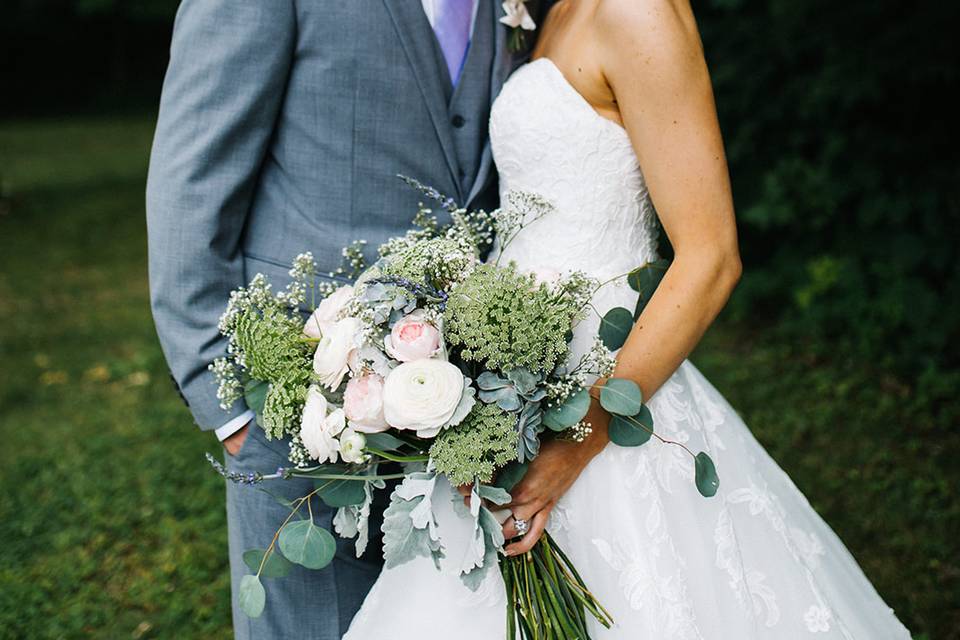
9, 0, 956, 381
2, 0, 957, 637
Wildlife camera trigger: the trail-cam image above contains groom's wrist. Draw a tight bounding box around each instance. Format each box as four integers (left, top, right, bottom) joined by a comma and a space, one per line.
216, 409, 256, 441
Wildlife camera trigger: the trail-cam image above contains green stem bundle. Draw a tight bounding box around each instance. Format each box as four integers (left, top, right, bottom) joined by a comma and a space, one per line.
501, 532, 613, 640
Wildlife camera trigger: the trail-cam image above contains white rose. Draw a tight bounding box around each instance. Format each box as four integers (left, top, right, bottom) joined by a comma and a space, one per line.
382, 359, 465, 437
339, 427, 368, 464
312, 317, 362, 390
299, 386, 346, 463
304, 285, 355, 338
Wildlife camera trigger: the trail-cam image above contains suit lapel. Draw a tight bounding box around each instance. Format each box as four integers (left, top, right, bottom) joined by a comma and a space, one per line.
382, 0, 462, 201
467, 0, 514, 206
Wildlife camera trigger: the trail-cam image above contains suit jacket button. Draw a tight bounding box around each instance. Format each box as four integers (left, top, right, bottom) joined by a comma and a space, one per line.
451, 114, 465, 128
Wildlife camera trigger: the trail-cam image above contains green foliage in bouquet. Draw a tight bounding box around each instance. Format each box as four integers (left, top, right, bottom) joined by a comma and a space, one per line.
443, 263, 579, 374
429, 402, 519, 486
232, 308, 311, 384
260, 381, 309, 441
211, 268, 315, 440
380, 235, 477, 290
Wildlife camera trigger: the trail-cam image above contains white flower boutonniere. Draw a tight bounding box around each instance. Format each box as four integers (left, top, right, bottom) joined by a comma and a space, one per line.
500, 0, 537, 52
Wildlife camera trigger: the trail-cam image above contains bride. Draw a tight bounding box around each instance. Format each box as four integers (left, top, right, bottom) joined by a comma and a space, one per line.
346, 0, 910, 637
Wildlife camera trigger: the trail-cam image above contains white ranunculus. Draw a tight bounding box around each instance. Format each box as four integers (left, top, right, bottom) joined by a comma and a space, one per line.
382, 359, 466, 438
339, 427, 368, 464
303, 285, 355, 338
299, 386, 346, 463
312, 317, 362, 390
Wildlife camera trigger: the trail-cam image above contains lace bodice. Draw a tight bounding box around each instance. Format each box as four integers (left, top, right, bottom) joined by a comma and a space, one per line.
490, 58, 660, 278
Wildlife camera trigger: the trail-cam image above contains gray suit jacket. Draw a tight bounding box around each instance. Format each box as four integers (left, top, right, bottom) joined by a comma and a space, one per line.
147, 0, 549, 431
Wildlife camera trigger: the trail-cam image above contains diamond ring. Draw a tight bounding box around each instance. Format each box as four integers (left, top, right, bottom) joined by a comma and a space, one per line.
514, 518, 530, 536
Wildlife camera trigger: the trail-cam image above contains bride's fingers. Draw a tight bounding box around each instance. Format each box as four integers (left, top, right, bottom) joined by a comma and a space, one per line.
501, 502, 544, 539
502, 516, 518, 539
504, 510, 550, 556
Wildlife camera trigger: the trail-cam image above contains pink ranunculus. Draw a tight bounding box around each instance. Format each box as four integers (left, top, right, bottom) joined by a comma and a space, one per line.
304, 285, 355, 339
343, 373, 389, 433
384, 310, 441, 363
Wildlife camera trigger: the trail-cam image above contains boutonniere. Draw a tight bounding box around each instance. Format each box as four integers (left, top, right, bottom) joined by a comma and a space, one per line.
499, 0, 537, 52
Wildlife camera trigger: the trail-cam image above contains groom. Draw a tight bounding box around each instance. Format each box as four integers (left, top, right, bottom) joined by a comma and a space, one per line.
147, 0, 550, 637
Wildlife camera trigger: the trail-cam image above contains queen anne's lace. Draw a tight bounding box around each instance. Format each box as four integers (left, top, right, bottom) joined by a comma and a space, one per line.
343, 59, 911, 640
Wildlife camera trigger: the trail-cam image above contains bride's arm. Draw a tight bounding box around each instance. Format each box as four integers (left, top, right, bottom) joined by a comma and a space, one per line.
600, 0, 741, 402
501, 0, 740, 554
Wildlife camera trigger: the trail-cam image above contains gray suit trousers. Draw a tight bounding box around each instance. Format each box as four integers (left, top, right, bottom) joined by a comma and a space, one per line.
225, 428, 388, 639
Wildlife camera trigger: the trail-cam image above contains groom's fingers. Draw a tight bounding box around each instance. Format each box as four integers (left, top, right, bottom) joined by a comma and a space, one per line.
504, 510, 550, 555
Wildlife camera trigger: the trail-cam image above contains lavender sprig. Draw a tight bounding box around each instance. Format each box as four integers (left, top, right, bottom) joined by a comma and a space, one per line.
398, 175, 459, 213
206, 452, 269, 485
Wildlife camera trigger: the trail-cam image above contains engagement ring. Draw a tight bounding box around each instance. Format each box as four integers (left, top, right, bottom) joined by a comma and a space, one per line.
514, 518, 530, 536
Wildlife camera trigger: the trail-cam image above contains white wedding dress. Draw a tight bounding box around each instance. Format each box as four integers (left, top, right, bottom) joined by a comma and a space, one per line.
344, 59, 911, 639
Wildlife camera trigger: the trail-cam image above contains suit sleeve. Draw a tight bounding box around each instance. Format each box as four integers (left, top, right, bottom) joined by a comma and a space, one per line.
146, 0, 296, 430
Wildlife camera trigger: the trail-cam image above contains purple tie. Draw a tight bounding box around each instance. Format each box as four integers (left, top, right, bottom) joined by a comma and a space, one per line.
432, 0, 473, 87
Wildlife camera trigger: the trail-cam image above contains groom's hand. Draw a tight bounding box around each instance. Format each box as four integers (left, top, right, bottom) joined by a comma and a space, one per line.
223, 422, 251, 457
502, 401, 610, 555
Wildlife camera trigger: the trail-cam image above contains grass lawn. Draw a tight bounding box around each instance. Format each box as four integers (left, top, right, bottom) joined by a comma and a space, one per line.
0, 115, 956, 639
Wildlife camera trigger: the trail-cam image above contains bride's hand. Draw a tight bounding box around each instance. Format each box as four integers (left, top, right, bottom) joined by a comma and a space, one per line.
501, 401, 610, 555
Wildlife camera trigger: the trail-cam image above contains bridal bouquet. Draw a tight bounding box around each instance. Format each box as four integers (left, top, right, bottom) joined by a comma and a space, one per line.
209, 178, 719, 639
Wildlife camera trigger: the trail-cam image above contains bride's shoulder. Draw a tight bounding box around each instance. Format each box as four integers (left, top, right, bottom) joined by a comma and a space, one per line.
593, 0, 704, 84
593, 0, 699, 50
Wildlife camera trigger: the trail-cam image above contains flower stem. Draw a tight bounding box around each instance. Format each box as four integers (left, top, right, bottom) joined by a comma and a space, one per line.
364, 447, 430, 463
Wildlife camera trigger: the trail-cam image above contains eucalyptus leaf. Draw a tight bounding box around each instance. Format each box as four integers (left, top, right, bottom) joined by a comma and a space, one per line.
363, 432, 409, 453
256, 487, 296, 509
627, 259, 670, 318
599, 378, 643, 416
608, 408, 654, 447
598, 307, 634, 350
695, 452, 720, 498
238, 574, 266, 618
277, 519, 337, 570
242, 548, 294, 579
315, 478, 366, 508
542, 388, 590, 431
